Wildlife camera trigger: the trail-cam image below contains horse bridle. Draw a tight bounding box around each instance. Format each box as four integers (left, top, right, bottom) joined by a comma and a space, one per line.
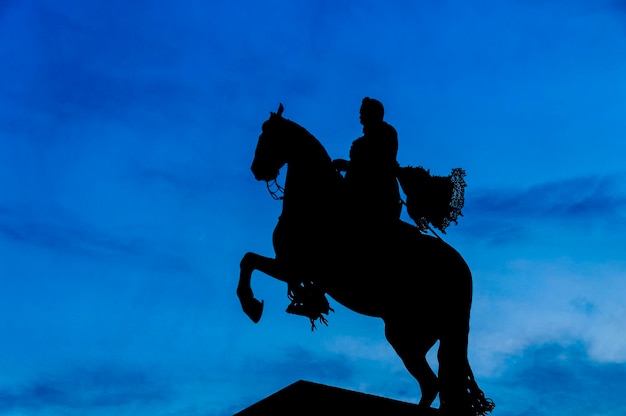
266, 178, 284, 200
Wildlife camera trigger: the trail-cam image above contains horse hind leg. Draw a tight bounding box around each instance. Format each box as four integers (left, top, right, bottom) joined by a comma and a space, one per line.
437, 326, 470, 412
437, 324, 495, 416
383, 319, 439, 408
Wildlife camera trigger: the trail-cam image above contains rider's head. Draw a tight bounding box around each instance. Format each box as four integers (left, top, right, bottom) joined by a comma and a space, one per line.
360, 97, 384, 127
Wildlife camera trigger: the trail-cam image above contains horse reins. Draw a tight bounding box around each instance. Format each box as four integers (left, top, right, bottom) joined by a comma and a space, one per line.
400, 198, 445, 241
266, 179, 285, 200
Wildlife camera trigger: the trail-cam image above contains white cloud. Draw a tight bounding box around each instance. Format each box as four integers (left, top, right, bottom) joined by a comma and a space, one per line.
323, 335, 399, 363
469, 257, 626, 377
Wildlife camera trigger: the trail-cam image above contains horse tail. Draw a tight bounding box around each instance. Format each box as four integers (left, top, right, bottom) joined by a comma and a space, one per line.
464, 364, 496, 416
438, 321, 495, 416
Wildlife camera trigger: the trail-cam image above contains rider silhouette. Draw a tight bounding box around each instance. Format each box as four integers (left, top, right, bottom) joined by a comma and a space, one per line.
333, 97, 402, 229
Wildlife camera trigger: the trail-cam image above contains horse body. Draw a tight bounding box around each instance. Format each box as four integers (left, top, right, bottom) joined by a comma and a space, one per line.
237, 105, 494, 415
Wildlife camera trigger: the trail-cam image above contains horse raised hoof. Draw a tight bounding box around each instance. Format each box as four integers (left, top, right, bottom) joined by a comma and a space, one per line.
240, 296, 264, 323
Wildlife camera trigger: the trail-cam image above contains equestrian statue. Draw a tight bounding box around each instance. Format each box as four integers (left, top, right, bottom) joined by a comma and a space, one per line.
236, 100, 494, 416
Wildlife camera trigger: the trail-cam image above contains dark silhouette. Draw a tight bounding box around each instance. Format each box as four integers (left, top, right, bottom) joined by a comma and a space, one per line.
333, 97, 402, 229
234, 380, 437, 415
237, 103, 494, 416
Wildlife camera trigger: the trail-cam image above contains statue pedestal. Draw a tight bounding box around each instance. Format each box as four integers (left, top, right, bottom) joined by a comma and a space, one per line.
234, 380, 438, 415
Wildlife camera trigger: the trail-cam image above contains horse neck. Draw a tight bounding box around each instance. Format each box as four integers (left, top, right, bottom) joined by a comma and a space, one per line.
280, 125, 337, 219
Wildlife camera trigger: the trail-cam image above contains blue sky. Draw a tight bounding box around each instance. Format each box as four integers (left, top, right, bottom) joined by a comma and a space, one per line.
1, 1, 625, 415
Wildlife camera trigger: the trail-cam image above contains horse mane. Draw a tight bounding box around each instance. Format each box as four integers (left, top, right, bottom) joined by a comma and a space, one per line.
281, 116, 314, 138
276, 116, 334, 167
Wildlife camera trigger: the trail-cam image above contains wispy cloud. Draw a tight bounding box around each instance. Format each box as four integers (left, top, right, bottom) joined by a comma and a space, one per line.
244, 345, 354, 385
0, 203, 191, 273
470, 257, 626, 376
471, 174, 626, 221
0, 3, 217, 140
227, 345, 355, 416
491, 342, 626, 416
460, 174, 626, 246
0, 365, 171, 414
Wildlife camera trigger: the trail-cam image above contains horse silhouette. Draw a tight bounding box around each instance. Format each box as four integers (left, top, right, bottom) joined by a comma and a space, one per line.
237, 104, 494, 415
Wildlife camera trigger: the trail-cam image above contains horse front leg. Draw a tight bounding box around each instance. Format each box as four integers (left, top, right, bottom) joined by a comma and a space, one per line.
237, 252, 290, 323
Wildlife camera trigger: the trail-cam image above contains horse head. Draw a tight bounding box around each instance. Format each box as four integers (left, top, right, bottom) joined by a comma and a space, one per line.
251, 103, 289, 182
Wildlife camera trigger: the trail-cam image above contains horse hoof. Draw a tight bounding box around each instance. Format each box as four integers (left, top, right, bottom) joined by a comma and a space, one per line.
242, 297, 264, 323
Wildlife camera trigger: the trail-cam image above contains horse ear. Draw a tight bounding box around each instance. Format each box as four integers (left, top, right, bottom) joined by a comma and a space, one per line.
277, 103, 284, 117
